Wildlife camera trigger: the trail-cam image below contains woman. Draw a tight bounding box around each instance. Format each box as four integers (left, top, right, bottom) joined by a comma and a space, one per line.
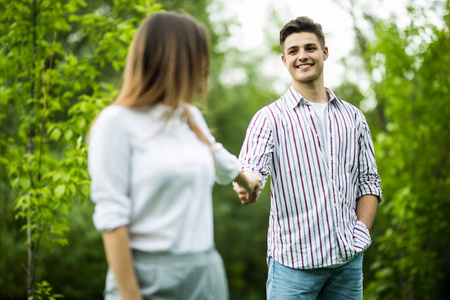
88, 12, 261, 300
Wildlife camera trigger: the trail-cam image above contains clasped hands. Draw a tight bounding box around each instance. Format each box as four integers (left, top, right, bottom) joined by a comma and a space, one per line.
233, 171, 262, 205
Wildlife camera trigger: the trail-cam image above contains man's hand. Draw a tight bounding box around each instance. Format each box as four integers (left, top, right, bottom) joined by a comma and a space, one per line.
233, 171, 262, 205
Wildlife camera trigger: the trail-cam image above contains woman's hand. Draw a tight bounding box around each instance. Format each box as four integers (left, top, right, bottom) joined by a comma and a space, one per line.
233, 171, 262, 205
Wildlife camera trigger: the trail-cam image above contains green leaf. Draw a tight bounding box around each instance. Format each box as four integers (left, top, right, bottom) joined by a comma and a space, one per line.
64, 130, 73, 142
54, 185, 66, 198
49, 128, 62, 141
76, 118, 86, 130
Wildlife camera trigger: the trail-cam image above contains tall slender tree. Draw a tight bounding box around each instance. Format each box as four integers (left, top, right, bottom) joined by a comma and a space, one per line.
0, 0, 162, 297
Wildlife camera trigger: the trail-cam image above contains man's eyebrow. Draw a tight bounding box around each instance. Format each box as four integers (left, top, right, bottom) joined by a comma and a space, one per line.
286, 43, 318, 52
286, 45, 299, 51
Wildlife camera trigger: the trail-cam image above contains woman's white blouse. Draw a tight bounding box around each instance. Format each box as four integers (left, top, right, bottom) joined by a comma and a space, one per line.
88, 104, 240, 254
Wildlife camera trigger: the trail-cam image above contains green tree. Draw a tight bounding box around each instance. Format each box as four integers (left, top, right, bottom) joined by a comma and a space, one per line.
0, 0, 162, 297
337, 1, 450, 299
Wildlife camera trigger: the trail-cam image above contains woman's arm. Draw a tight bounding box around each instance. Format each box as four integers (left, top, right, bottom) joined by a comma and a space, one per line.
102, 226, 143, 300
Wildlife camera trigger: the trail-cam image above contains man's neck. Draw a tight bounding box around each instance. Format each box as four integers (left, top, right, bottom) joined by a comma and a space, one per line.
292, 81, 328, 104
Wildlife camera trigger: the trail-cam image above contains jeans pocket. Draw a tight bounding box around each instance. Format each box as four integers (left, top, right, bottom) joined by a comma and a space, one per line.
353, 220, 372, 252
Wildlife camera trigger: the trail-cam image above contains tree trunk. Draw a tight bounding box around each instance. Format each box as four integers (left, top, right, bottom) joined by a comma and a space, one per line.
27, 0, 38, 297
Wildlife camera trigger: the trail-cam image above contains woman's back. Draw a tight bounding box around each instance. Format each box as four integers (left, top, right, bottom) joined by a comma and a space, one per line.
89, 104, 217, 254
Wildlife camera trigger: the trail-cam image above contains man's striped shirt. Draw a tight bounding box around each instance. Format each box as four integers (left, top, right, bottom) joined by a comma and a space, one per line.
239, 86, 382, 269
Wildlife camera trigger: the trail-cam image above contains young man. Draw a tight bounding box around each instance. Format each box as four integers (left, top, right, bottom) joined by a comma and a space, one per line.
234, 16, 382, 299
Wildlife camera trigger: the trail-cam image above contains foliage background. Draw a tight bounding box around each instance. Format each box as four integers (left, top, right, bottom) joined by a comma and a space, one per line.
0, 0, 449, 299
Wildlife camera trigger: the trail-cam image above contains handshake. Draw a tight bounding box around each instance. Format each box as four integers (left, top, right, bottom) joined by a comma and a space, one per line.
233, 171, 263, 205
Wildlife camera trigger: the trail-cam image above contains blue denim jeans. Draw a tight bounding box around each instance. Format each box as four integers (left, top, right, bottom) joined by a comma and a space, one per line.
266, 253, 364, 300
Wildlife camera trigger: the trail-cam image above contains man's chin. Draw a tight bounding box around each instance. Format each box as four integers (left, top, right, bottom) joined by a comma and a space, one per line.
295, 76, 318, 84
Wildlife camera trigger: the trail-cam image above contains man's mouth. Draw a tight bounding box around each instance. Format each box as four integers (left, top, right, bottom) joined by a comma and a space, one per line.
296, 63, 314, 69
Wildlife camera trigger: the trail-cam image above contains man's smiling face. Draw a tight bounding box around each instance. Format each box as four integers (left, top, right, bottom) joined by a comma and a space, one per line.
281, 32, 328, 86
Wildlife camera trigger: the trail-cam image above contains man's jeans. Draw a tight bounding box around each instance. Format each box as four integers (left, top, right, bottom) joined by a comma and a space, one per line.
266, 254, 364, 300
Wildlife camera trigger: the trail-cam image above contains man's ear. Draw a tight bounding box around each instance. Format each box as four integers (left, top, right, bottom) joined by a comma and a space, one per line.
281, 54, 287, 66
323, 46, 329, 61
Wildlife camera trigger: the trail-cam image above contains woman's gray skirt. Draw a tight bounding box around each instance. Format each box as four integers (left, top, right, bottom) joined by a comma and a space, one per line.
104, 248, 229, 300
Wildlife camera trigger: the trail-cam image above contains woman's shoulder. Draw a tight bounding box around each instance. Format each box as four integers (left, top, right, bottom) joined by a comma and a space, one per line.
91, 105, 136, 136
98, 104, 133, 120
98, 104, 145, 126
184, 104, 207, 123
185, 103, 203, 115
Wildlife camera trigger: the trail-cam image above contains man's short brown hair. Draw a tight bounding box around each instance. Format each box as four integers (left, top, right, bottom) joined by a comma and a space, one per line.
279, 16, 326, 52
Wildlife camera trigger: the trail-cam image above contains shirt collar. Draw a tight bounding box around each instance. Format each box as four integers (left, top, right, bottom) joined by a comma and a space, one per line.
285, 86, 340, 109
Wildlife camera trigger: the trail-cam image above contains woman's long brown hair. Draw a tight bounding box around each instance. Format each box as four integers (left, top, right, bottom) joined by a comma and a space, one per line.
113, 12, 211, 145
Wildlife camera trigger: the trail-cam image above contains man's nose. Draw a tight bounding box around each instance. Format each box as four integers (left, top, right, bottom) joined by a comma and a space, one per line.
298, 48, 308, 60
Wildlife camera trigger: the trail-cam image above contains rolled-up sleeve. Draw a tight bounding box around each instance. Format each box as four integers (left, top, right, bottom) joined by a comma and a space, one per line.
357, 115, 383, 202
88, 106, 132, 231
239, 109, 274, 192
